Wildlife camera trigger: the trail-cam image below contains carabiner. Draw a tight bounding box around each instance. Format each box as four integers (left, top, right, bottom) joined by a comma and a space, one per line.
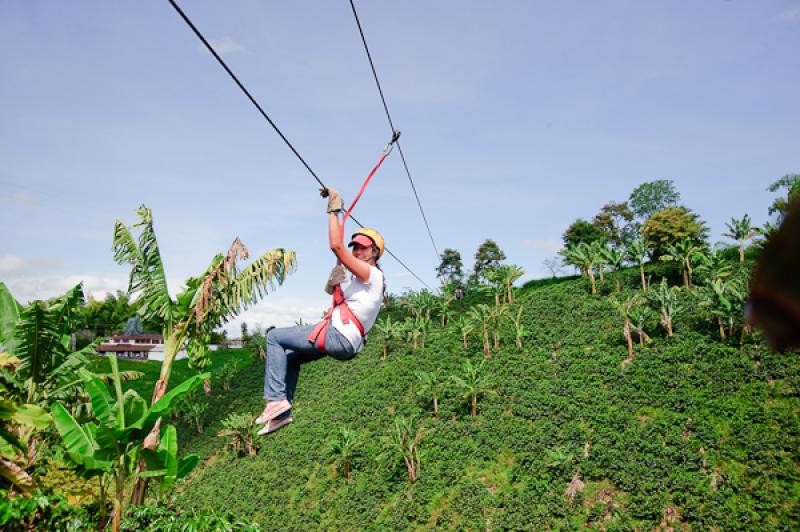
383, 129, 402, 155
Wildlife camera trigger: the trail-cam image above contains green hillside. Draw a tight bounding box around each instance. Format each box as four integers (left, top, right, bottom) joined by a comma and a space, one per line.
172, 273, 800, 530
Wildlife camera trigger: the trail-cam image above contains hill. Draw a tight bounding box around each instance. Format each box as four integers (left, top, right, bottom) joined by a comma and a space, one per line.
169, 273, 800, 530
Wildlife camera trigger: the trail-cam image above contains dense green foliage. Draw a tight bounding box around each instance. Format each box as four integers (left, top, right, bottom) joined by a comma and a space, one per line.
168, 272, 799, 530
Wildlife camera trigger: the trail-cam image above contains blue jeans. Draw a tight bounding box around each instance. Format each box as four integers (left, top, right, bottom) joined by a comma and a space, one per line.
263, 323, 356, 407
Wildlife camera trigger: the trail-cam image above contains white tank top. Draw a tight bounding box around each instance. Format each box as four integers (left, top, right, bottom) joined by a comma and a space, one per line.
331, 265, 384, 352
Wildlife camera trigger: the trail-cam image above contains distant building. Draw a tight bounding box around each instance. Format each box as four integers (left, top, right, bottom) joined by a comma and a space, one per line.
96, 333, 188, 362
227, 337, 245, 349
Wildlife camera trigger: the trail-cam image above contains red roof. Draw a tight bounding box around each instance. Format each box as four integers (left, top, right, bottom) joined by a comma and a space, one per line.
110, 333, 163, 341
97, 344, 156, 353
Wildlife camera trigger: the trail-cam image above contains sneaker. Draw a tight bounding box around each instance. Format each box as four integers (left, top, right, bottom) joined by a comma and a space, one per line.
256, 399, 291, 424
257, 414, 293, 436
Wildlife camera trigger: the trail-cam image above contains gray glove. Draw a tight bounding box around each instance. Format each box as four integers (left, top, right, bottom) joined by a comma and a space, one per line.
324, 265, 347, 294
320, 187, 344, 214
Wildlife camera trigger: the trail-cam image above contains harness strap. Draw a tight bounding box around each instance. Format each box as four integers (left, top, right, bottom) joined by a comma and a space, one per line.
308, 133, 397, 352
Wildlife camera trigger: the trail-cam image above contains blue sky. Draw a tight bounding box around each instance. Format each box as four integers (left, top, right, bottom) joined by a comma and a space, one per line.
1, 1, 798, 333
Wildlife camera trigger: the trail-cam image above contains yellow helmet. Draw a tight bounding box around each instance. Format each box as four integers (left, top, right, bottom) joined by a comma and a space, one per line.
349, 228, 384, 259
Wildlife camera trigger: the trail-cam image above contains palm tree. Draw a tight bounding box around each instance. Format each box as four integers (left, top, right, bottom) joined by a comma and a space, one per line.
660, 239, 705, 288
450, 359, 490, 416
722, 214, 759, 263
626, 239, 649, 292
454, 316, 474, 349
600, 245, 626, 292
113, 205, 295, 504
647, 279, 684, 337
415, 369, 445, 416
374, 316, 402, 361
329, 426, 361, 480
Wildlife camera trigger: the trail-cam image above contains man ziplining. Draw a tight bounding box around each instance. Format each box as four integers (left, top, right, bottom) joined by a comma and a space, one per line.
256, 187, 386, 435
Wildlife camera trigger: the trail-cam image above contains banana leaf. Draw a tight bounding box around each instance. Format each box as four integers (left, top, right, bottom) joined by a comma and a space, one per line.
78, 369, 114, 425
132, 372, 210, 431
50, 402, 95, 465
0, 282, 21, 352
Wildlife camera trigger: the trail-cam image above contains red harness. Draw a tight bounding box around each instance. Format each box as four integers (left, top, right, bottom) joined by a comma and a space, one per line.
308, 133, 397, 352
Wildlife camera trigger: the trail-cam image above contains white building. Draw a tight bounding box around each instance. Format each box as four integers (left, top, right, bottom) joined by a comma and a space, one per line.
96, 333, 188, 362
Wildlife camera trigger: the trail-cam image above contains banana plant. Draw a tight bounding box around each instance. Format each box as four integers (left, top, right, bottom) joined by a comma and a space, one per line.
467, 304, 492, 357
450, 359, 490, 416
660, 238, 706, 288
454, 315, 474, 349
626, 239, 649, 291
113, 205, 295, 503
600, 245, 625, 292
50, 354, 208, 532
415, 369, 445, 417
373, 316, 401, 361
328, 426, 362, 480
0, 352, 51, 493
647, 279, 684, 337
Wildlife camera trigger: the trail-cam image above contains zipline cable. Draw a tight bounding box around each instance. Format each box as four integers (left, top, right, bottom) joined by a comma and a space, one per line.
164, 0, 436, 292
348, 0, 441, 259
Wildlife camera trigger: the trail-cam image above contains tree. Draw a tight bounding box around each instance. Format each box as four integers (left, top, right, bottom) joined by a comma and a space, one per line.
641, 207, 707, 259
123, 316, 144, 335
694, 249, 734, 284
629, 179, 681, 220
508, 306, 527, 348
218, 413, 259, 457
722, 214, 759, 263
599, 245, 625, 291
436, 248, 464, 286
374, 316, 402, 361
377, 416, 427, 483
454, 315, 474, 349
50, 355, 206, 531
468, 305, 492, 357
660, 238, 706, 288
609, 294, 644, 360
626, 239, 649, 291
593, 201, 635, 246
629, 304, 653, 347
415, 370, 445, 417
563, 219, 607, 248
766, 174, 800, 223
450, 360, 490, 416
698, 278, 747, 342
471, 240, 507, 284
561, 243, 599, 294
647, 279, 684, 337
542, 257, 564, 278
113, 205, 296, 504
329, 426, 361, 480
0, 353, 51, 493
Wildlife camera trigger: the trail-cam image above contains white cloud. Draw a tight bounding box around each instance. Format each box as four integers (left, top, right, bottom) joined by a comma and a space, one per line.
522, 239, 563, 254
0, 255, 60, 277
3, 274, 127, 304
778, 7, 800, 22
10, 191, 36, 208
226, 296, 329, 335
204, 37, 245, 56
